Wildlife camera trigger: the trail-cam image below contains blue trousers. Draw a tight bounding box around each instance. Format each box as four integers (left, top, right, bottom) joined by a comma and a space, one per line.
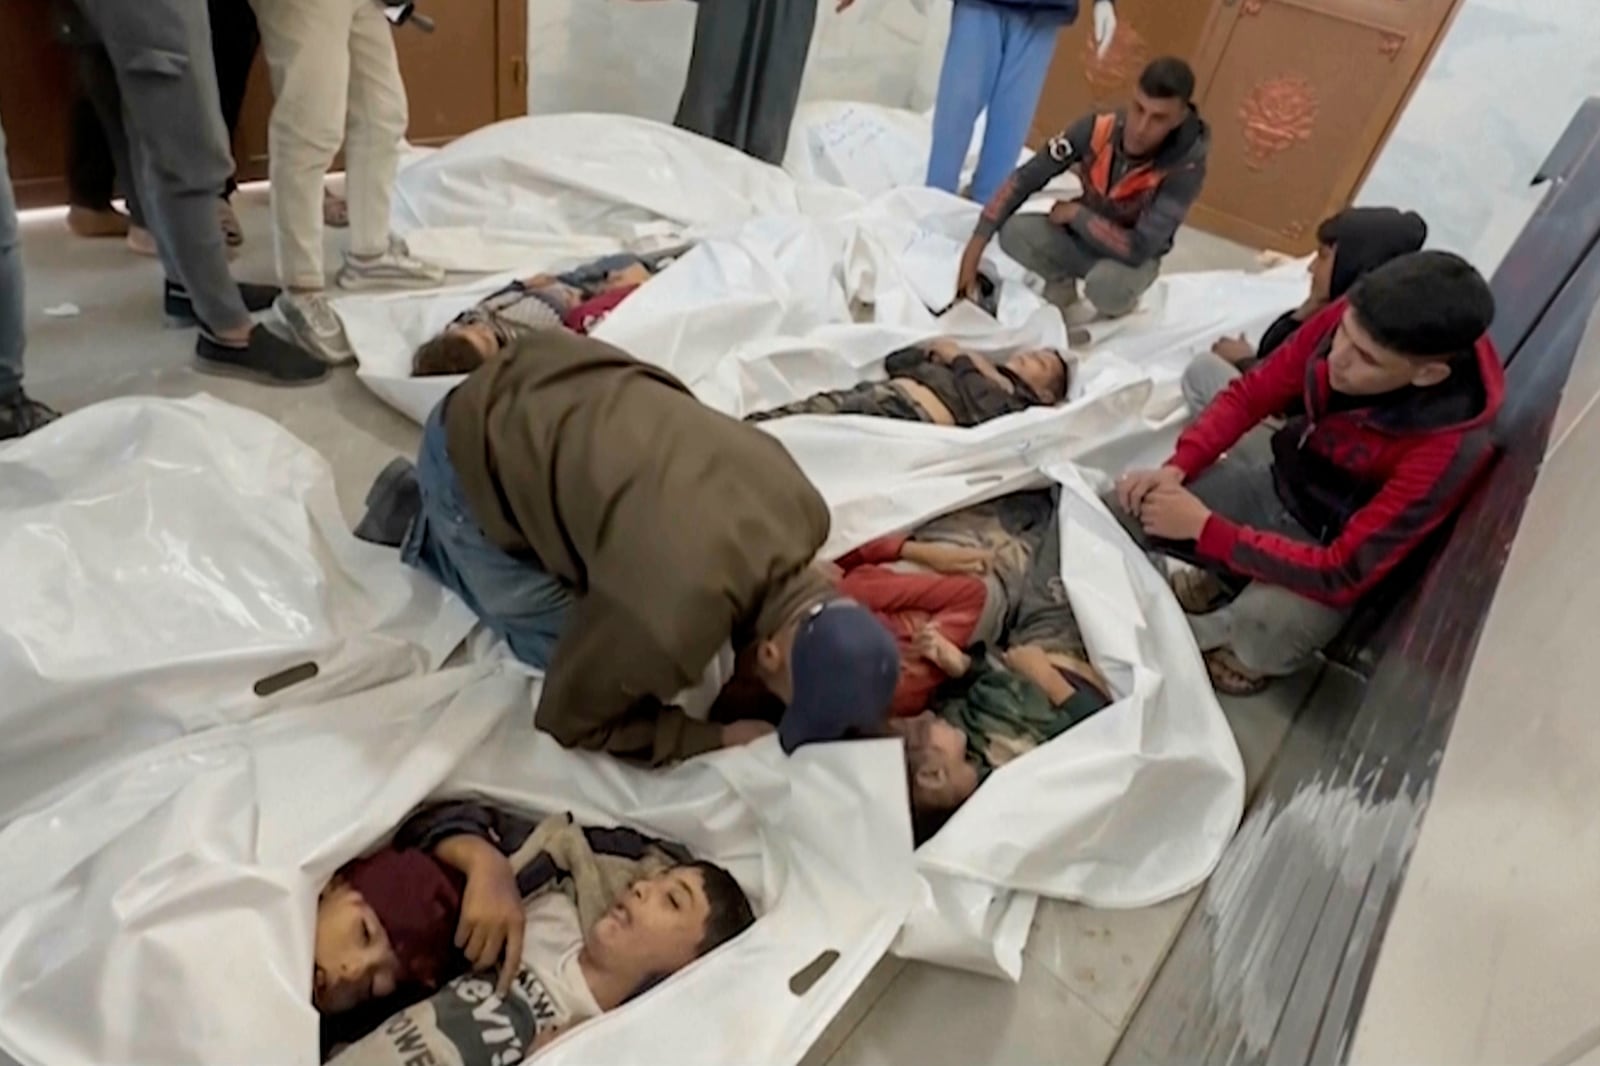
926, 1, 1063, 205
402, 404, 575, 669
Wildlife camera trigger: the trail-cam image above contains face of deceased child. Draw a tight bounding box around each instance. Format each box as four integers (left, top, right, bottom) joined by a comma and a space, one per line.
314, 879, 403, 1014
890, 711, 980, 811
1006, 348, 1069, 404
585, 867, 713, 976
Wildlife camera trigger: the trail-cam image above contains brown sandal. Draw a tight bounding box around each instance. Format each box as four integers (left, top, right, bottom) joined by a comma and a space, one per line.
1204, 648, 1269, 696
1171, 567, 1230, 615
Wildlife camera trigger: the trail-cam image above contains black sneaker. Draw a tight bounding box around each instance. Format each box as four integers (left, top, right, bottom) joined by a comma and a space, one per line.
0, 391, 60, 442
354, 457, 421, 548
195, 325, 330, 386
164, 279, 281, 328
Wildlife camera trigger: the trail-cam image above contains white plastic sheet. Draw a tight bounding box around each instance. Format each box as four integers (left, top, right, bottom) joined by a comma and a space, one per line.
0, 665, 919, 1066
0, 395, 1243, 995
0, 396, 473, 827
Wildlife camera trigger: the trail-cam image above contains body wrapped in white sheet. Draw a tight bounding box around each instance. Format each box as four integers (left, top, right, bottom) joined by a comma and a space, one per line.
0, 665, 918, 1066
0, 396, 473, 826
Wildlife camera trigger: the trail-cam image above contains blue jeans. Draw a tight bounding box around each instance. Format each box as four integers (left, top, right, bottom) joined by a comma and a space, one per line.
1, 113, 25, 400
926, 1, 1063, 204
402, 404, 575, 668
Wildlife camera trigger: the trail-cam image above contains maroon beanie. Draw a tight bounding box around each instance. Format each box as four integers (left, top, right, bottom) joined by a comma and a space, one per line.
340, 847, 465, 988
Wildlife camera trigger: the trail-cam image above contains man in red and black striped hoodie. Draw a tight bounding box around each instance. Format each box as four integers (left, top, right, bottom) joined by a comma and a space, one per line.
1113, 251, 1501, 694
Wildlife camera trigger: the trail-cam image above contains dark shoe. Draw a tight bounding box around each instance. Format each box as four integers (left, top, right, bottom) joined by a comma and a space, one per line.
164, 279, 281, 329
0, 391, 61, 441
195, 325, 330, 386
354, 457, 421, 547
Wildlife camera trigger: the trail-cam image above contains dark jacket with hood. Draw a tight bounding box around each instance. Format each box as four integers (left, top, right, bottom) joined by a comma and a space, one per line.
976, 104, 1209, 266
1170, 298, 1503, 609
1254, 207, 1429, 364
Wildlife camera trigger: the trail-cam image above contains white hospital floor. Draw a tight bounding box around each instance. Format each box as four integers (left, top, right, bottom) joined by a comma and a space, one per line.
12, 188, 1306, 1066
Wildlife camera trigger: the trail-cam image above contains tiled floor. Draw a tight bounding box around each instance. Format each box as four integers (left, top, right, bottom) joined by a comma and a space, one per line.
10, 191, 1298, 1066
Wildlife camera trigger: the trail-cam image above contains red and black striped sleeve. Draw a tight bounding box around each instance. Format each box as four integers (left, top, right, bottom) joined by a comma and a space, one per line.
1193, 429, 1496, 607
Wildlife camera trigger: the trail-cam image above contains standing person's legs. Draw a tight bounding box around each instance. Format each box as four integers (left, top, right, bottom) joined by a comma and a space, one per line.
335, 3, 442, 290
743, 0, 819, 165
967, 9, 1058, 204
76, 44, 146, 227
400, 406, 575, 669
926, 2, 1004, 197
0, 115, 61, 439
208, 0, 259, 198
79, 0, 326, 383
64, 92, 127, 235
675, 0, 752, 149
251, 0, 349, 292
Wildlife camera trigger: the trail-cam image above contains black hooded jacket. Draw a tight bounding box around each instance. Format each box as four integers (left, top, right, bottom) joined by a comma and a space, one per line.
1255, 207, 1428, 362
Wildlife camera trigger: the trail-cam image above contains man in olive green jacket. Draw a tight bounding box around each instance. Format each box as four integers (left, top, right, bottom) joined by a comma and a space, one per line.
359, 329, 899, 767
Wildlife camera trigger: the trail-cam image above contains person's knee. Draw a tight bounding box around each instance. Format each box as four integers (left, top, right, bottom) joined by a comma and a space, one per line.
1083, 260, 1151, 317
1181, 352, 1237, 414
998, 218, 1054, 276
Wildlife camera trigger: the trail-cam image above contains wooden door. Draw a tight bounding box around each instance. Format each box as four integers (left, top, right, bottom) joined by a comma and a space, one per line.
1185, 0, 1462, 252
0, 0, 527, 208
0, 0, 76, 208
232, 0, 528, 181
1028, 0, 1215, 147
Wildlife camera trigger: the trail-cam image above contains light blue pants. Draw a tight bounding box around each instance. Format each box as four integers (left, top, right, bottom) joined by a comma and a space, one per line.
926, 1, 1063, 205
0, 113, 24, 400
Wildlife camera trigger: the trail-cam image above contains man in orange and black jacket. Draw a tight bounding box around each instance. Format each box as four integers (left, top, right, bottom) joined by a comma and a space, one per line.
956, 56, 1208, 321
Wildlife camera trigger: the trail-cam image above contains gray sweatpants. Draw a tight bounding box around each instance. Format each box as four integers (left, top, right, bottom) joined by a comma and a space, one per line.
999, 214, 1160, 317
1119, 429, 1350, 677
674, 0, 817, 165
1181, 350, 1242, 414
76, 0, 251, 334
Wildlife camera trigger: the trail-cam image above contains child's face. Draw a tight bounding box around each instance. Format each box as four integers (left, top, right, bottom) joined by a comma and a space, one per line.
314, 881, 403, 1013
453, 322, 503, 359
586, 867, 713, 977
1005, 348, 1069, 404
890, 711, 979, 811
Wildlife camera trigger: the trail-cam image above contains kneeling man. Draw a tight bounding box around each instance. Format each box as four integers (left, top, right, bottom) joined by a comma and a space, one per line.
359, 330, 899, 764
956, 56, 1207, 323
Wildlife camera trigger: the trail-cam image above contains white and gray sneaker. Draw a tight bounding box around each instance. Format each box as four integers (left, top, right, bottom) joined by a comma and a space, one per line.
274, 291, 356, 366
336, 238, 447, 292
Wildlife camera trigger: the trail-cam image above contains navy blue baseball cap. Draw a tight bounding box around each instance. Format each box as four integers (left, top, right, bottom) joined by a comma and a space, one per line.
778, 599, 900, 754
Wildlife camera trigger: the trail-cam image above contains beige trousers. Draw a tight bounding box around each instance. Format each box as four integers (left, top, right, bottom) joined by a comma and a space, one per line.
249, 0, 407, 289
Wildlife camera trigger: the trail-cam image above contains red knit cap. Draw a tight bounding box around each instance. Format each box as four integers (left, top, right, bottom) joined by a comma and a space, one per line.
341, 848, 465, 988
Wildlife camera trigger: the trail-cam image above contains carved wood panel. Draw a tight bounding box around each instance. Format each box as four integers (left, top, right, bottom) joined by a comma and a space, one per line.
1186, 0, 1464, 252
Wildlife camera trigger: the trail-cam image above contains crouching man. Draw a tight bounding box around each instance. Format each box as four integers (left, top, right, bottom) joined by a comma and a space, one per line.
1113, 251, 1501, 694
357, 330, 899, 765
955, 56, 1208, 324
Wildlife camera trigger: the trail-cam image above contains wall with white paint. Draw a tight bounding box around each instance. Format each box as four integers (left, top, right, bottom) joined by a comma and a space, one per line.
525, 0, 950, 124
1358, 0, 1600, 271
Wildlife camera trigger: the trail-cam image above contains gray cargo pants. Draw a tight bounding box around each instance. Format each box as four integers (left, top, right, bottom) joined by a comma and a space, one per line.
999, 214, 1160, 318
1116, 429, 1350, 677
